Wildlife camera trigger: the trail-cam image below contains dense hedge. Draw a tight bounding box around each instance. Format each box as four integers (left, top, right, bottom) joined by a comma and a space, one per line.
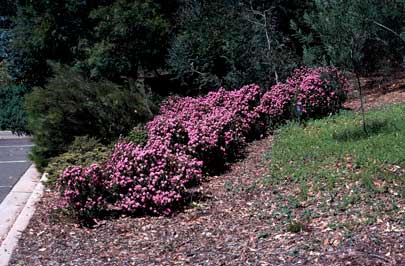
58, 67, 350, 219
26, 66, 154, 170
0, 83, 30, 134
257, 67, 349, 125
44, 136, 111, 188
147, 84, 263, 172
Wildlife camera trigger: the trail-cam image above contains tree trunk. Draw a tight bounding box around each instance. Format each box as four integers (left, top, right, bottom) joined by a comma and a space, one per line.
355, 72, 367, 134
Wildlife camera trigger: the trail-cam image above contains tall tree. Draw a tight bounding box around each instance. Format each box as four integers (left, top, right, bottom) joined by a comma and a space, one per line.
6, 0, 112, 86
77, 0, 171, 82
0, 0, 16, 62
6, 0, 176, 86
168, 0, 305, 94
296, 0, 405, 132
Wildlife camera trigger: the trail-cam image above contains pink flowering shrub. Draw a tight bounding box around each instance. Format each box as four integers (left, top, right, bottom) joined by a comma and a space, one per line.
59, 143, 202, 217
290, 67, 349, 117
57, 67, 349, 220
147, 84, 263, 170
105, 141, 202, 215
257, 67, 349, 123
256, 83, 296, 124
58, 164, 106, 218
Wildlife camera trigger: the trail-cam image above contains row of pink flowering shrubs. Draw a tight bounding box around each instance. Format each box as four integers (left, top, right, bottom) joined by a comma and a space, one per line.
58, 67, 350, 219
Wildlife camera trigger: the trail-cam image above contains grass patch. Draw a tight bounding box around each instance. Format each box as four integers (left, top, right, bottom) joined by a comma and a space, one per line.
268, 104, 405, 193
264, 103, 405, 235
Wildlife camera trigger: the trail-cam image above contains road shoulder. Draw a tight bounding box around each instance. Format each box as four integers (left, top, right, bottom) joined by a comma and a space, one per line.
0, 165, 43, 266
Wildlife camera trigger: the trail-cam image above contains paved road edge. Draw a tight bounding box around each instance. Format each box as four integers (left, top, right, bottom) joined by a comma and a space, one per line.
0, 166, 44, 266
0, 132, 31, 140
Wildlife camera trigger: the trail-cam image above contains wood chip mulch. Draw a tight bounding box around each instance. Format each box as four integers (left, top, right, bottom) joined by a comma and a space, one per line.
10, 135, 404, 266
10, 72, 405, 265
344, 71, 405, 111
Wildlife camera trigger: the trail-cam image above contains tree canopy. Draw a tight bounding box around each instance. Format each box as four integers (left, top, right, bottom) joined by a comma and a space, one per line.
2, 0, 403, 91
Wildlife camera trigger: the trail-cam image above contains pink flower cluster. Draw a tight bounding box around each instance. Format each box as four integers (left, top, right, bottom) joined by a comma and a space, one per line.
257, 66, 349, 121
147, 84, 263, 169
58, 67, 350, 218
59, 141, 203, 217
105, 142, 202, 215
58, 164, 106, 217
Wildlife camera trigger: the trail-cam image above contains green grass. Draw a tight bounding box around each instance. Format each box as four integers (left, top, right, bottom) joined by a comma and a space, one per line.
261, 103, 405, 237
268, 103, 405, 197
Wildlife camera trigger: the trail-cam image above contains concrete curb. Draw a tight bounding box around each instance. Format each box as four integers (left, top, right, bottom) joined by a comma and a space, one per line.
0, 166, 44, 266
0, 131, 31, 140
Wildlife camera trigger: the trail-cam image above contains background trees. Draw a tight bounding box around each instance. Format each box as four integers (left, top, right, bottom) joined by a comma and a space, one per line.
5, 0, 177, 86
75, 0, 173, 82
0, 0, 404, 166
168, 0, 307, 93
295, 0, 405, 132
3, 0, 403, 91
295, 0, 405, 73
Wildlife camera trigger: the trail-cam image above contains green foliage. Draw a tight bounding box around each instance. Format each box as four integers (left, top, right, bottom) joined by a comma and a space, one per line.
125, 126, 148, 147
294, 0, 405, 73
25, 64, 155, 170
168, 0, 301, 93
77, 0, 171, 81
44, 136, 110, 188
286, 221, 304, 233
4, 0, 404, 93
268, 103, 405, 194
7, 0, 174, 86
6, 0, 103, 86
0, 83, 29, 134
0, 65, 29, 134
0, 0, 16, 16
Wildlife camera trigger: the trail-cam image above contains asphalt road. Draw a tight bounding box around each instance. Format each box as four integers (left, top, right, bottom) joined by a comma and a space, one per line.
0, 138, 33, 204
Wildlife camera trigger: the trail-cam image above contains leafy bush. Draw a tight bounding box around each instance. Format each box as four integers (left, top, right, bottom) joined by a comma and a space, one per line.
58, 141, 202, 218
58, 85, 264, 218
0, 83, 30, 134
256, 83, 296, 125
291, 67, 348, 117
257, 67, 349, 124
57, 67, 350, 220
147, 84, 263, 170
26, 65, 154, 170
124, 126, 148, 147
44, 136, 110, 188
59, 164, 107, 219
105, 141, 203, 215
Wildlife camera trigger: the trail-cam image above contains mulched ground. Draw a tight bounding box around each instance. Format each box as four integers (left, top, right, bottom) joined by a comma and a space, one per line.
10, 72, 405, 266
344, 71, 405, 111
10, 136, 404, 266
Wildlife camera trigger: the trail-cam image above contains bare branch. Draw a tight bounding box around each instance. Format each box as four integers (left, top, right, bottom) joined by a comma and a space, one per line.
263, 7, 275, 15
249, 0, 266, 18
246, 1, 278, 82
372, 20, 405, 42
244, 16, 265, 27
190, 62, 207, 76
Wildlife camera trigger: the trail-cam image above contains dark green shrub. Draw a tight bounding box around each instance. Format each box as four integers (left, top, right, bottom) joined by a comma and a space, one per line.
26, 65, 155, 170
44, 136, 110, 188
0, 69, 30, 134
124, 126, 148, 147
